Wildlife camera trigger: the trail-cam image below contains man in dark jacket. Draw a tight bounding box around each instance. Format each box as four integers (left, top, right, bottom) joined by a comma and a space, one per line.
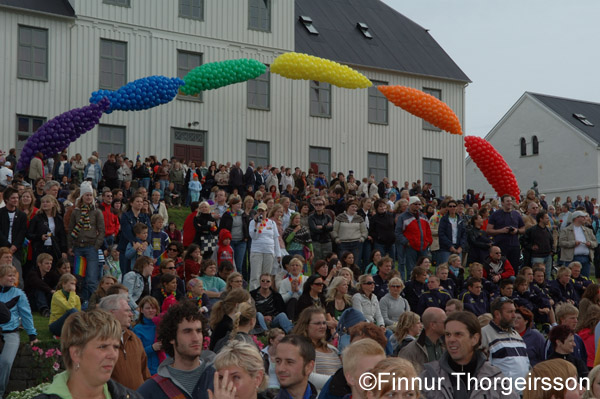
138, 301, 214, 399
438, 199, 467, 264
24, 253, 58, 316
102, 153, 120, 190
521, 211, 554, 277
229, 161, 244, 195
308, 198, 333, 262
0, 187, 27, 256
459, 277, 489, 316
416, 276, 452, 315
243, 161, 256, 193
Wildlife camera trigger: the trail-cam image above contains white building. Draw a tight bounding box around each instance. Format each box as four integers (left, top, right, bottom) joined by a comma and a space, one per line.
0, 0, 470, 197
465, 92, 600, 200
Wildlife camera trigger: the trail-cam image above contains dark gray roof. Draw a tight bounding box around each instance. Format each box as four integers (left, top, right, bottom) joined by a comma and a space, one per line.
295, 0, 470, 83
0, 0, 75, 18
529, 92, 600, 144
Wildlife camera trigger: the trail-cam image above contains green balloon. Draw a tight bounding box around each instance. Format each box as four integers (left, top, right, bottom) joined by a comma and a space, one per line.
180, 59, 267, 95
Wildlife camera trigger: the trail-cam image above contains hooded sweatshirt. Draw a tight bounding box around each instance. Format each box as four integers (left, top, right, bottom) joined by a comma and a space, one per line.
217, 229, 234, 267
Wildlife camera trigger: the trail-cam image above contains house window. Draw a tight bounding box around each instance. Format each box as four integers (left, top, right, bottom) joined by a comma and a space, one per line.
532, 136, 539, 155
247, 67, 270, 110
310, 81, 331, 117
98, 125, 126, 160
103, 0, 130, 6
179, 0, 204, 20
520, 137, 527, 156
248, 0, 271, 32
177, 50, 203, 101
422, 88, 441, 131
17, 26, 48, 81
247, 140, 269, 168
368, 152, 388, 183
100, 39, 127, 90
423, 158, 442, 196
368, 80, 388, 125
309, 146, 331, 178
16, 115, 46, 155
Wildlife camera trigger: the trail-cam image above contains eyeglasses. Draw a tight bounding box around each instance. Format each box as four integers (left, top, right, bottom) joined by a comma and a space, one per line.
168, 248, 178, 252
363, 281, 375, 285
310, 321, 327, 326
163, 266, 176, 270
448, 205, 457, 208
390, 285, 402, 288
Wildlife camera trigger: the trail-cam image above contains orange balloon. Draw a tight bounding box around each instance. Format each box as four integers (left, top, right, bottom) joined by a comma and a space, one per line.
377, 86, 463, 135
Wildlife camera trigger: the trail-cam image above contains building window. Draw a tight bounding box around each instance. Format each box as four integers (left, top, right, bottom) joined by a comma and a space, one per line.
177, 50, 203, 101
17, 26, 48, 81
247, 140, 269, 168
532, 135, 539, 155
98, 125, 126, 159
179, 0, 204, 20
368, 80, 388, 125
100, 39, 127, 90
248, 0, 271, 32
368, 152, 388, 183
247, 67, 270, 110
310, 81, 331, 118
520, 137, 527, 156
103, 0, 130, 6
309, 146, 331, 178
422, 88, 442, 131
16, 115, 45, 156
423, 158, 442, 196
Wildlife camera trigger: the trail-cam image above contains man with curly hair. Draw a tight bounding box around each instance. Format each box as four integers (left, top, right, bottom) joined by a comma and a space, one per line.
138, 300, 215, 399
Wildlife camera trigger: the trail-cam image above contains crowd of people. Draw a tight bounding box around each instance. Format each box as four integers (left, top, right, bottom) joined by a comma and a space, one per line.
1, 148, 600, 398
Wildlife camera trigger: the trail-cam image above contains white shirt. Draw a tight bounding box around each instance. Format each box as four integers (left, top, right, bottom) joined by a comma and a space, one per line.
7, 211, 15, 243
249, 218, 281, 257
573, 225, 589, 255
0, 166, 13, 187
44, 217, 55, 246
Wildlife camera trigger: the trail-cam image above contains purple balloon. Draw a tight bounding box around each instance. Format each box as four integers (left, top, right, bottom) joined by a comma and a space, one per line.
17, 98, 110, 170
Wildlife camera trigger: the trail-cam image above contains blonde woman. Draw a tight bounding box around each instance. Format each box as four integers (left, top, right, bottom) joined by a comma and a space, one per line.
27, 194, 68, 263
212, 302, 258, 353
523, 358, 583, 399
390, 311, 422, 355
379, 276, 410, 327
325, 276, 353, 328
366, 358, 420, 399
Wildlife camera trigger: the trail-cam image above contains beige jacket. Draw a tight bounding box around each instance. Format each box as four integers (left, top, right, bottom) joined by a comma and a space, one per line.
558, 223, 597, 262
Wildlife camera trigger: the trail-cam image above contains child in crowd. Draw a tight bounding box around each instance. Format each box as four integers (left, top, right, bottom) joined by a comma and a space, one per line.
152, 273, 183, 309
125, 222, 153, 264
188, 173, 201, 202
569, 261, 591, 298
165, 222, 182, 243
217, 228, 235, 268
49, 273, 81, 337
149, 214, 170, 260
436, 263, 456, 297
24, 253, 58, 317
104, 244, 122, 282
88, 275, 117, 310
181, 243, 202, 283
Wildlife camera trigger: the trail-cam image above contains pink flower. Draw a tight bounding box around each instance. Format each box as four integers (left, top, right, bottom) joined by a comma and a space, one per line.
37, 348, 44, 355
46, 349, 56, 357
31, 346, 39, 352
53, 362, 60, 371
56, 350, 62, 356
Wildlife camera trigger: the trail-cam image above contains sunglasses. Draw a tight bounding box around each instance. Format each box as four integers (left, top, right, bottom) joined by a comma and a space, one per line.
168, 248, 178, 251
163, 266, 176, 270
363, 281, 375, 285
390, 285, 402, 288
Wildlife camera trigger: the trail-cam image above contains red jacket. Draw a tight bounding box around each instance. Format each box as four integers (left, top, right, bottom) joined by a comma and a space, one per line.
183, 210, 198, 247
100, 203, 120, 237
482, 256, 515, 280
397, 211, 433, 251
217, 229, 234, 267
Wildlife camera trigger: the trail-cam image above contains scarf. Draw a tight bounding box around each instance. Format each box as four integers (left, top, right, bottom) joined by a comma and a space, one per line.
71, 204, 92, 239
283, 225, 312, 245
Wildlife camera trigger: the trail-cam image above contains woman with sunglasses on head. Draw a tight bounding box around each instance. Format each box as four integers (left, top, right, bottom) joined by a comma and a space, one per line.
294, 274, 327, 321
352, 274, 385, 329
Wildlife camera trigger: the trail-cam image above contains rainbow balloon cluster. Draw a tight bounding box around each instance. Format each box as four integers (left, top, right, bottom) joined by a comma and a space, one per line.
17, 98, 110, 170
90, 76, 184, 114
180, 59, 267, 96
270, 52, 372, 89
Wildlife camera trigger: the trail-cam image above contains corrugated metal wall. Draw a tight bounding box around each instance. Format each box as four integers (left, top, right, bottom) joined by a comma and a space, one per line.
0, 1, 466, 197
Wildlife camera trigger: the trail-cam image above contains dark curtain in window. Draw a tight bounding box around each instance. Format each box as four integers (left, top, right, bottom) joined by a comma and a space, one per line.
532, 136, 539, 154
520, 138, 527, 156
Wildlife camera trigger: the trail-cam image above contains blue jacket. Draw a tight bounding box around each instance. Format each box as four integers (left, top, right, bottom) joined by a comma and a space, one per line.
403, 280, 426, 311
132, 317, 160, 375
416, 288, 452, 315
83, 163, 102, 186
118, 211, 152, 252
460, 290, 489, 316
438, 214, 467, 251
548, 279, 579, 306
52, 161, 71, 179
0, 285, 37, 339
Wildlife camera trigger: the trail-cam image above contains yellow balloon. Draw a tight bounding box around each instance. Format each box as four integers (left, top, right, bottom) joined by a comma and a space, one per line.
271, 52, 372, 89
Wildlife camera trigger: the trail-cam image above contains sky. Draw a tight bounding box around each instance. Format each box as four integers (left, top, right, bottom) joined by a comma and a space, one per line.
382, 0, 600, 137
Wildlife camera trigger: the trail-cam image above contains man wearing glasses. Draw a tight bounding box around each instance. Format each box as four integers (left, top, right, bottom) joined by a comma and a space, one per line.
480, 296, 530, 386
308, 197, 333, 263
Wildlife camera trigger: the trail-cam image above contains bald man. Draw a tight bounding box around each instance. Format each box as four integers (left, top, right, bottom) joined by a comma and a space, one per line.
398, 307, 446, 372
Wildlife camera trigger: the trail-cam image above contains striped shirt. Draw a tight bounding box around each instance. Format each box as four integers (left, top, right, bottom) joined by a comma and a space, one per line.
480, 321, 530, 384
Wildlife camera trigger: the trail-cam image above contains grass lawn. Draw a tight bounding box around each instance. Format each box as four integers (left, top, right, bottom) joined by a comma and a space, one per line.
21, 313, 58, 344
168, 207, 191, 230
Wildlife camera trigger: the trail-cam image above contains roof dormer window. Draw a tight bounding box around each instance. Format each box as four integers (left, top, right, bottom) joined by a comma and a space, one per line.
357, 22, 372, 39
300, 16, 319, 35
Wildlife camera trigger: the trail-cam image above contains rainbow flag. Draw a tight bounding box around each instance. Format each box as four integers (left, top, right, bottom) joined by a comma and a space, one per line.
155, 250, 168, 266
74, 256, 87, 277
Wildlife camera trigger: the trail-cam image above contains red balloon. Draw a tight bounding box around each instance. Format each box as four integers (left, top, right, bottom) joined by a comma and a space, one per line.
465, 136, 520, 200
